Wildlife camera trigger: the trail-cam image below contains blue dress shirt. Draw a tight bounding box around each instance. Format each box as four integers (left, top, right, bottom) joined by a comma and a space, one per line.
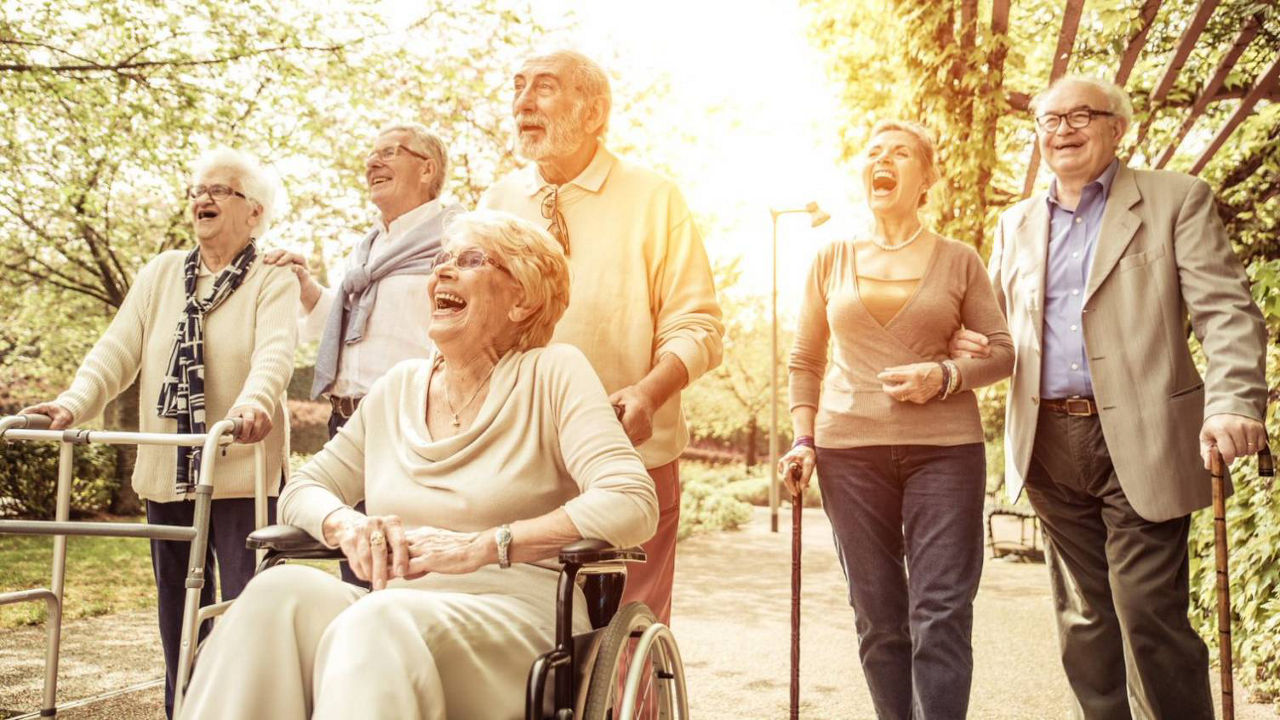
1041, 159, 1119, 398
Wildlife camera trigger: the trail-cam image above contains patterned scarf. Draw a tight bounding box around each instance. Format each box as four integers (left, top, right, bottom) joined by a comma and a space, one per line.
157, 242, 257, 493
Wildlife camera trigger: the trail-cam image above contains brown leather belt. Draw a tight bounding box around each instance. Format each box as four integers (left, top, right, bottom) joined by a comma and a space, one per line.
1042, 396, 1098, 416
328, 395, 362, 419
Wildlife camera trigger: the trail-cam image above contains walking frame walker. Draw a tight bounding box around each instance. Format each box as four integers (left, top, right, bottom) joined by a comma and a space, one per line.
0, 412, 271, 719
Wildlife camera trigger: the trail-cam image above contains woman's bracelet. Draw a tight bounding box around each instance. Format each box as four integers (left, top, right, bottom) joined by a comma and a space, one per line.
792, 435, 815, 450
944, 359, 961, 397
935, 362, 951, 400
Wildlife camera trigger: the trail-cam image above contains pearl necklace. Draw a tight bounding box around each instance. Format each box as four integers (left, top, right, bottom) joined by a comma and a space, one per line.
440, 361, 497, 427
870, 225, 926, 252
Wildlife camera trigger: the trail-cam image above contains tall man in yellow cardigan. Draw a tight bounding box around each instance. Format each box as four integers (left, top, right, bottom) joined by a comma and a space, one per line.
481, 50, 724, 625
953, 76, 1268, 718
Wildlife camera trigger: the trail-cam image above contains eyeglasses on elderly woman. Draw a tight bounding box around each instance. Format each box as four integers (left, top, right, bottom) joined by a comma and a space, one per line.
431, 247, 512, 275
186, 184, 248, 201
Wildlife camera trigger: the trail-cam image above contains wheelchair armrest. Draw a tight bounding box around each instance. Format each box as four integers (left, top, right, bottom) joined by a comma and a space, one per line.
558, 538, 646, 566
246, 524, 341, 557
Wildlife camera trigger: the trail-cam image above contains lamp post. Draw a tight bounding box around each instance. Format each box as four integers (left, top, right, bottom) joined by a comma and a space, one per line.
769, 201, 830, 532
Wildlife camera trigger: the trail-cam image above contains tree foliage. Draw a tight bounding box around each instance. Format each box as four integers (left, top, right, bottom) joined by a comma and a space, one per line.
0, 0, 545, 393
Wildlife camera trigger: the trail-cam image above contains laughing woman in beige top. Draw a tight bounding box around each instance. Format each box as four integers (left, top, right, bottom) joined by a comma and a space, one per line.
779, 120, 1013, 720
180, 211, 657, 720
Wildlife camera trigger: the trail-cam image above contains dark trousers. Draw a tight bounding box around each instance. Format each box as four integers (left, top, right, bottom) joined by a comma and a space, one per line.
816, 443, 986, 720
328, 409, 371, 590
147, 495, 276, 718
1024, 408, 1212, 720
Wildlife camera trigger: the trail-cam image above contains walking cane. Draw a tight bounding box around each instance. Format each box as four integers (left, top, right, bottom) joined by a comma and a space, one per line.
788, 462, 804, 720
1211, 444, 1274, 720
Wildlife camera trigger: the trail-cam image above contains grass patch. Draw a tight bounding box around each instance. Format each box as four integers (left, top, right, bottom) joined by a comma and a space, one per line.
0, 517, 342, 631
0, 518, 155, 630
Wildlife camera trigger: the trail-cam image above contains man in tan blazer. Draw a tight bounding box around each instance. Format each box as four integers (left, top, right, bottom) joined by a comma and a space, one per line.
954, 76, 1268, 719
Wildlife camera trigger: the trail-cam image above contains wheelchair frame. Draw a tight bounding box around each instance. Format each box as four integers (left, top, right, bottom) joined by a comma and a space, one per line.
0, 413, 270, 719
243, 525, 689, 720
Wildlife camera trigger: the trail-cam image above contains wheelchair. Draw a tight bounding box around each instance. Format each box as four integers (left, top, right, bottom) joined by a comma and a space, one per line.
240, 524, 690, 720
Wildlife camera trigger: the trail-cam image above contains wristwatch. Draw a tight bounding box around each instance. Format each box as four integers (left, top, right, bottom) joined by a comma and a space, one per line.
495, 524, 513, 569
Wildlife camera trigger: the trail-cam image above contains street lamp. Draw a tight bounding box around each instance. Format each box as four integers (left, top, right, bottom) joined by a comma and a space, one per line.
769, 201, 830, 532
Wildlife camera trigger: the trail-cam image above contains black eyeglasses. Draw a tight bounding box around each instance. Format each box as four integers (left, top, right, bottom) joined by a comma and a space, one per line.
186, 184, 247, 201
540, 185, 570, 255
365, 144, 430, 164
1036, 109, 1115, 132
432, 248, 511, 275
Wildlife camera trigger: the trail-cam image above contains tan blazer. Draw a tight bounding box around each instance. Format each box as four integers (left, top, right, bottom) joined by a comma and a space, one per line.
991, 165, 1267, 522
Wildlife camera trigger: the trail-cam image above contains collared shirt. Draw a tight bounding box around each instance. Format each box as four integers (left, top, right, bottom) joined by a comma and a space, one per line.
1041, 159, 1119, 398
479, 143, 724, 468
301, 199, 441, 398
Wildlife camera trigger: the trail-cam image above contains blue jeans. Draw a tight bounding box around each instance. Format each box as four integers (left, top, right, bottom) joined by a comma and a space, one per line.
816, 443, 986, 720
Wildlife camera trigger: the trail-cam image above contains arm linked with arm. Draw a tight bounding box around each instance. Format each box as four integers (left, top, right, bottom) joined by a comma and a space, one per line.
952, 250, 1015, 391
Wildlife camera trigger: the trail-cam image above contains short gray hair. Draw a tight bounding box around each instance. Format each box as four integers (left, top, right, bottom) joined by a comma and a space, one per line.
190, 147, 281, 234
444, 210, 570, 352
530, 50, 612, 137
1031, 75, 1134, 128
378, 122, 449, 199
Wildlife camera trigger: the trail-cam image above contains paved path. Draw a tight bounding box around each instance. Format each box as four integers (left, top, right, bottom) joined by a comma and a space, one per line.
2, 507, 1276, 719
675, 507, 1277, 720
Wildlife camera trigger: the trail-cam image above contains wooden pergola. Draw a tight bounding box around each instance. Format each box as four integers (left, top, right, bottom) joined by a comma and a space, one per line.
1002, 0, 1280, 196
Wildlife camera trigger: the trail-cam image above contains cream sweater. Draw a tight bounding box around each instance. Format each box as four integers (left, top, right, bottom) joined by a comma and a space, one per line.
789, 238, 1014, 448
280, 344, 659, 554
56, 250, 298, 502
480, 144, 724, 468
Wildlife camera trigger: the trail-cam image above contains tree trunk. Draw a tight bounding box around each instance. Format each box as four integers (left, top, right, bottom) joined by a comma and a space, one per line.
745, 416, 758, 468
106, 383, 142, 515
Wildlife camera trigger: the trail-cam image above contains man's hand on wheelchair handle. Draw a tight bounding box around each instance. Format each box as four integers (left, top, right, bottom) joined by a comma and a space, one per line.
948, 328, 990, 359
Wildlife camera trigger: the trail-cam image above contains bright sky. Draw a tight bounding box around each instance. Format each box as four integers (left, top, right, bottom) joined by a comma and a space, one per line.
561, 0, 867, 313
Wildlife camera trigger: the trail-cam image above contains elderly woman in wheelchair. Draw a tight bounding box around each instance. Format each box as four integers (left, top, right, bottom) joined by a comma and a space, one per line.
180, 210, 661, 720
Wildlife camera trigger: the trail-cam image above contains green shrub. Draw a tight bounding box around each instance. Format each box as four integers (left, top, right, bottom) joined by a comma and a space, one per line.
0, 440, 117, 519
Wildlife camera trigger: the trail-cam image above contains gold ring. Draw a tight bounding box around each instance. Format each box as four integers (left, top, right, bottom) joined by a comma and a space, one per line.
369, 530, 386, 548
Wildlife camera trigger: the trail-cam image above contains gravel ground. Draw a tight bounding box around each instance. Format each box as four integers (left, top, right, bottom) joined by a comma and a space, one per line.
2, 507, 1276, 719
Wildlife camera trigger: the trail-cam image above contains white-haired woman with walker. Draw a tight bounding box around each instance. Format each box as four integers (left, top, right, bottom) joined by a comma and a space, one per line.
21, 147, 298, 718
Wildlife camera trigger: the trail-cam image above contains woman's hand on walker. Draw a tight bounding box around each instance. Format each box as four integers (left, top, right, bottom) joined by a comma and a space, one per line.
18, 402, 74, 430
778, 447, 815, 496
878, 363, 944, 404
327, 511, 410, 590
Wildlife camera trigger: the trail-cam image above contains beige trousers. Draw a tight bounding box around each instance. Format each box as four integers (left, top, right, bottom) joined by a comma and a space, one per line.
180, 563, 588, 720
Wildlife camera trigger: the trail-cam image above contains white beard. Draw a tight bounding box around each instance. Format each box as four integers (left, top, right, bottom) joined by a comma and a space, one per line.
514, 103, 589, 161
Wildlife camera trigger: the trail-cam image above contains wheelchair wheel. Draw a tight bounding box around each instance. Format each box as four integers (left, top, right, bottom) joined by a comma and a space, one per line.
582, 602, 688, 720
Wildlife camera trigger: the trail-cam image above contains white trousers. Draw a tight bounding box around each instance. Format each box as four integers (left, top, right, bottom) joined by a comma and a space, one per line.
180, 563, 588, 719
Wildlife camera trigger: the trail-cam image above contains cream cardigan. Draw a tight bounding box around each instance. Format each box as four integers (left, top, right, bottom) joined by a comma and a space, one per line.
281, 344, 659, 553
56, 250, 298, 502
